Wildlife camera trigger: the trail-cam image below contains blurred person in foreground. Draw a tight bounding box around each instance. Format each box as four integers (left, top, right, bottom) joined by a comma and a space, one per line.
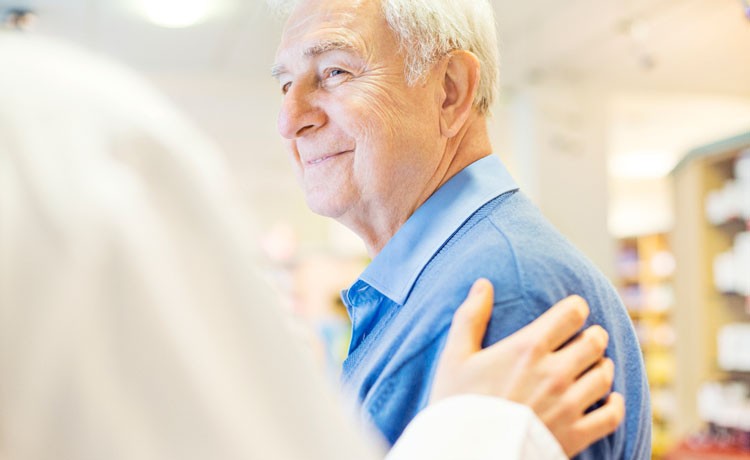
0, 34, 624, 459
271, 0, 651, 458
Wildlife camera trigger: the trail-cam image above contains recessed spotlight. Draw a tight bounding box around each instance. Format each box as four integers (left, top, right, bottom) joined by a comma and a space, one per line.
140, 0, 213, 28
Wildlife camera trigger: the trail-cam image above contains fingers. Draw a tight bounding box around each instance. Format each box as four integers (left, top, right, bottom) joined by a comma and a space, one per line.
540, 358, 614, 426
546, 360, 619, 458
551, 325, 608, 382
565, 392, 625, 457
442, 279, 495, 359
569, 358, 615, 410
510, 295, 590, 355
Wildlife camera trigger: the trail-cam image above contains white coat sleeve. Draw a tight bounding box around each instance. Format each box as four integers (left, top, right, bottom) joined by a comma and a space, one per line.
389, 395, 567, 460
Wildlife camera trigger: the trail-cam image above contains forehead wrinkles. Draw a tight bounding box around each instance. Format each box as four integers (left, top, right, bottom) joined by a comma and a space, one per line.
277, 18, 374, 71
275, 29, 369, 74
274, 0, 405, 79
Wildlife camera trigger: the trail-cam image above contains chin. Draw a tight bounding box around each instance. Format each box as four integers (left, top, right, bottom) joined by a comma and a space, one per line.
304, 192, 348, 219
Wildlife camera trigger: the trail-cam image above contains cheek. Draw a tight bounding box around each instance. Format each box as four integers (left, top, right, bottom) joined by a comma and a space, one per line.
327, 81, 440, 181
363, 86, 437, 149
342, 80, 411, 139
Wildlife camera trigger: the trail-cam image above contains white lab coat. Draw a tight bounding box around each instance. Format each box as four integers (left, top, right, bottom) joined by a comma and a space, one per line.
0, 34, 565, 460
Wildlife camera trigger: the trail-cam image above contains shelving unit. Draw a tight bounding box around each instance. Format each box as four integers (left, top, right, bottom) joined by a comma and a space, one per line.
616, 233, 678, 458
669, 131, 750, 457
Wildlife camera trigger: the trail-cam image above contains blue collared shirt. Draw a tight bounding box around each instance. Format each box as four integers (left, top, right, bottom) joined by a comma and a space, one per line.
341, 155, 651, 460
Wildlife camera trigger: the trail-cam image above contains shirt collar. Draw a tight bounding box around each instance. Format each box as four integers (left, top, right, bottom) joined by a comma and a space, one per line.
358, 154, 518, 305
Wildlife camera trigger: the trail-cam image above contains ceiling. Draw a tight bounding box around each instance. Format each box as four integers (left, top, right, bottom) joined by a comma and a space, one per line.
2, 0, 749, 94
493, 0, 750, 94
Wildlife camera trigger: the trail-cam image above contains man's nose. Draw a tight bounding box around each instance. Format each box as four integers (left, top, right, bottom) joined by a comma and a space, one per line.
277, 83, 326, 139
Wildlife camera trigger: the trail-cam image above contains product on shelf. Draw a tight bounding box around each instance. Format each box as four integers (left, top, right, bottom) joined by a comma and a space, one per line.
713, 232, 750, 297
650, 250, 677, 278
717, 323, 750, 372
737, 150, 750, 181
737, 151, 750, 220
695, 382, 750, 452
705, 149, 750, 224
735, 232, 750, 296
706, 181, 745, 225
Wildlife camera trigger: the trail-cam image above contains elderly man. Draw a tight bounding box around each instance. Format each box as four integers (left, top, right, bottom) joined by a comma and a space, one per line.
272, 0, 651, 459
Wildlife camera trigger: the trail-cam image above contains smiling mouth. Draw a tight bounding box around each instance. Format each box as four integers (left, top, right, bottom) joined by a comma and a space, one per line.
306, 150, 353, 166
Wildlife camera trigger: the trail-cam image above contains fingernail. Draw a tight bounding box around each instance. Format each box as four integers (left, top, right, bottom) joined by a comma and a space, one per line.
470, 279, 486, 295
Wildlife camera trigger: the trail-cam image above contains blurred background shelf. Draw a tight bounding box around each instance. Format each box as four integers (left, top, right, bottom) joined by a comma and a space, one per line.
616, 232, 678, 457
670, 133, 750, 458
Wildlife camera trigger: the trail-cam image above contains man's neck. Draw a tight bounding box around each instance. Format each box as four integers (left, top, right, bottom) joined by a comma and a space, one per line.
346, 114, 493, 257
429, 114, 494, 198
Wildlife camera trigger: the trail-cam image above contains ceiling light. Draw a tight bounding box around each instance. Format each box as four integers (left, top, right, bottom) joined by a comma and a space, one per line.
140, 0, 213, 28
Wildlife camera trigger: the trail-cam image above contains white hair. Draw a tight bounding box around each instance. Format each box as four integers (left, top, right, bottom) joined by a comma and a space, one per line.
270, 0, 500, 114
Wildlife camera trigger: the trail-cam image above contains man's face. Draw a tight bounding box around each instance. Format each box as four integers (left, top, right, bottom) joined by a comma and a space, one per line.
273, 0, 444, 225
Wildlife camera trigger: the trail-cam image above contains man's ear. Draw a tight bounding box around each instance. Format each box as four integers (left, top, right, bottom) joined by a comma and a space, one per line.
439, 50, 481, 138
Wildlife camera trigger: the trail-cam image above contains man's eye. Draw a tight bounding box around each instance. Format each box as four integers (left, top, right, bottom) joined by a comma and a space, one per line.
281, 82, 291, 94
327, 68, 349, 79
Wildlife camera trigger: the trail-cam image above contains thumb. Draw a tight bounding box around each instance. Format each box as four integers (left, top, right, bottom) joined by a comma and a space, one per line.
443, 278, 495, 360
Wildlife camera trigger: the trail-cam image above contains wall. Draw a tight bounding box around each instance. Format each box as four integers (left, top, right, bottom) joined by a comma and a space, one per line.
500, 82, 615, 278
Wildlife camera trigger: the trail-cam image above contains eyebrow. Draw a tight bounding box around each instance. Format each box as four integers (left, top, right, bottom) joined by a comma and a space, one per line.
271, 39, 359, 80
